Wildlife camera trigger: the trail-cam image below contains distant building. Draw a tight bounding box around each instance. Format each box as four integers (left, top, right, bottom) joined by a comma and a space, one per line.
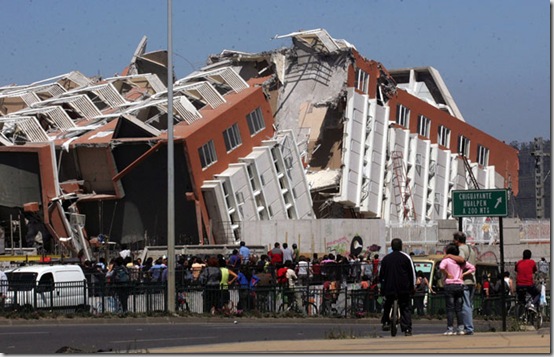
513, 138, 551, 219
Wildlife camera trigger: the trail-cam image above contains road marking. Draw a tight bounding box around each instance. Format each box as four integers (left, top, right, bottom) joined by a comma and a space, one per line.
0, 332, 49, 335
112, 336, 217, 344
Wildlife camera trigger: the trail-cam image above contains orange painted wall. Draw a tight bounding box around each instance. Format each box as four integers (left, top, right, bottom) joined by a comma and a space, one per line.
390, 90, 519, 195
1, 144, 71, 240
348, 50, 519, 195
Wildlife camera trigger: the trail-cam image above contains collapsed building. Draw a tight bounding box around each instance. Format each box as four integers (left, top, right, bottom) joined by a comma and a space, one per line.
0, 29, 519, 259
210, 29, 518, 220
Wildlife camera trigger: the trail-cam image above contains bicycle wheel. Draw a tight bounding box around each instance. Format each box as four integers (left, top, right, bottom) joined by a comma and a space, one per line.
533, 310, 543, 330
390, 300, 399, 337
304, 302, 318, 316
222, 300, 235, 316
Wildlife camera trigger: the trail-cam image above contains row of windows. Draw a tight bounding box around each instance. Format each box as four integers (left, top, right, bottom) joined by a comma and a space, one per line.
396, 105, 489, 166
198, 107, 266, 169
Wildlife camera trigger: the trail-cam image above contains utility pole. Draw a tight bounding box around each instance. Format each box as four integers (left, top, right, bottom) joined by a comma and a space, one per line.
166, 0, 175, 313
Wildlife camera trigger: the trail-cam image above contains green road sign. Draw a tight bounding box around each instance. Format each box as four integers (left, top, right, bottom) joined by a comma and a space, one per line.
452, 189, 508, 217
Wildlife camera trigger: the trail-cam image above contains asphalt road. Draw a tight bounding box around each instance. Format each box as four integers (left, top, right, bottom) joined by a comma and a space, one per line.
0, 317, 480, 354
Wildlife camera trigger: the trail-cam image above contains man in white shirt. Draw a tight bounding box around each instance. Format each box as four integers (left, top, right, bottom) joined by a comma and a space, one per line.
119, 244, 131, 259
284, 260, 300, 309
282, 243, 294, 263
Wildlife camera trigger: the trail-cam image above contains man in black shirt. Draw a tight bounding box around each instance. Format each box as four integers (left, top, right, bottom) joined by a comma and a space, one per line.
379, 238, 416, 336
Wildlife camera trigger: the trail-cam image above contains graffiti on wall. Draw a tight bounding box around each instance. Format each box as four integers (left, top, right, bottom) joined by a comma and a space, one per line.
463, 217, 500, 245
325, 234, 382, 257
519, 220, 551, 241
325, 236, 350, 256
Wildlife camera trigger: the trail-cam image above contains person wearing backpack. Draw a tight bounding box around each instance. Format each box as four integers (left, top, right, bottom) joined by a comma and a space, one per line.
109, 256, 130, 312
199, 256, 222, 314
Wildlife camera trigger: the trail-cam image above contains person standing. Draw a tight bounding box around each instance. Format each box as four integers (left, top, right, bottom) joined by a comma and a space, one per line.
379, 238, 416, 336
108, 256, 131, 312
119, 244, 131, 260
537, 257, 549, 282
219, 259, 238, 313
284, 260, 299, 309
297, 255, 312, 286
503, 271, 515, 311
199, 256, 222, 314
445, 231, 476, 335
227, 249, 242, 273
292, 243, 300, 263
413, 270, 432, 316
515, 249, 540, 312
268, 242, 284, 266
440, 243, 476, 335
239, 241, 251, 265
0, 269, 7, 309
282, 243, 294, 263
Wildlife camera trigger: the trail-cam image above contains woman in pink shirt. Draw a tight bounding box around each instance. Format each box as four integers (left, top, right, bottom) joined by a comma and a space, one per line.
439, 243, 476, 335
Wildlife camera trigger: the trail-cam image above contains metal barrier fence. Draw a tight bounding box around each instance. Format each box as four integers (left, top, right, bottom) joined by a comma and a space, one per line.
173, 284, 383, 317
0, 280, 167, 315
0, 280, 549, 319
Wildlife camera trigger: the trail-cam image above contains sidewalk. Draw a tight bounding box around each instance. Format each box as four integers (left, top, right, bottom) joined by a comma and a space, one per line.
147, 330, 551, 354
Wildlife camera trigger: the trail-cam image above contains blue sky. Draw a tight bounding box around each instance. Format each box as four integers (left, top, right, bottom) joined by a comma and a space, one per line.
0, 0, 549, 143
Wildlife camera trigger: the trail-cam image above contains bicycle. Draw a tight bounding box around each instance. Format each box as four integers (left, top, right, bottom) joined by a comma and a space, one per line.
220, 299, 236, 316
278, 288, 318, 315
91, 295, 122, 315
176, 291, 191, 313
514, 291, 543, 330
347, 291, 367, 318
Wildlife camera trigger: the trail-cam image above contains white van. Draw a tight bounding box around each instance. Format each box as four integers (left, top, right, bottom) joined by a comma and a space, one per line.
4, 264, 89, 312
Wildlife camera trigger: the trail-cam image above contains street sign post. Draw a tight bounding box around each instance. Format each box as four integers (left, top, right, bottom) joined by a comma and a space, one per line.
451, 189, 508, 218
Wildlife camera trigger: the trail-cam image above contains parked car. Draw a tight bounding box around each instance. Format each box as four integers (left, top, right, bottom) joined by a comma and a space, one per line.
4, 264, 89, 312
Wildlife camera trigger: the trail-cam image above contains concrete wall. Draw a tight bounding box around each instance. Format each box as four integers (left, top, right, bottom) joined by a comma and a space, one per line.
240, 218, 549, 263
394, 218, 550, 263
240, 219, 387, 258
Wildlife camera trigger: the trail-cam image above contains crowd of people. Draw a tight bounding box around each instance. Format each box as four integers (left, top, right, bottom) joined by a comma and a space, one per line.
76, 236, 548, 328
79, 241, 385, 314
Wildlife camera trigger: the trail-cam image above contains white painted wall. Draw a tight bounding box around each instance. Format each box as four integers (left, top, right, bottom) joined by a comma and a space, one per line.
240, 218, 387, 257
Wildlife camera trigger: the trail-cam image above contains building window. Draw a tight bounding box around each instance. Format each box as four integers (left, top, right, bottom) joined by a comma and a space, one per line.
417, 115, 431, 138
198, 140, 217, 168
223, 123, 242, 152
458, 135, 470, 157
477, 145, 489, 166
222, 180, 232, 209
355, 68, 369, 93
247, 164, 258, 191
246, 107, 265, 136
438, 125, 450, 147
396, 104, 410, 128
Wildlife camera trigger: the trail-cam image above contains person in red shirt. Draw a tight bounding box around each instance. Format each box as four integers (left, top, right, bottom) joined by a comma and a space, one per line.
515, 249, 539, 312
268, 242, 284, 265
